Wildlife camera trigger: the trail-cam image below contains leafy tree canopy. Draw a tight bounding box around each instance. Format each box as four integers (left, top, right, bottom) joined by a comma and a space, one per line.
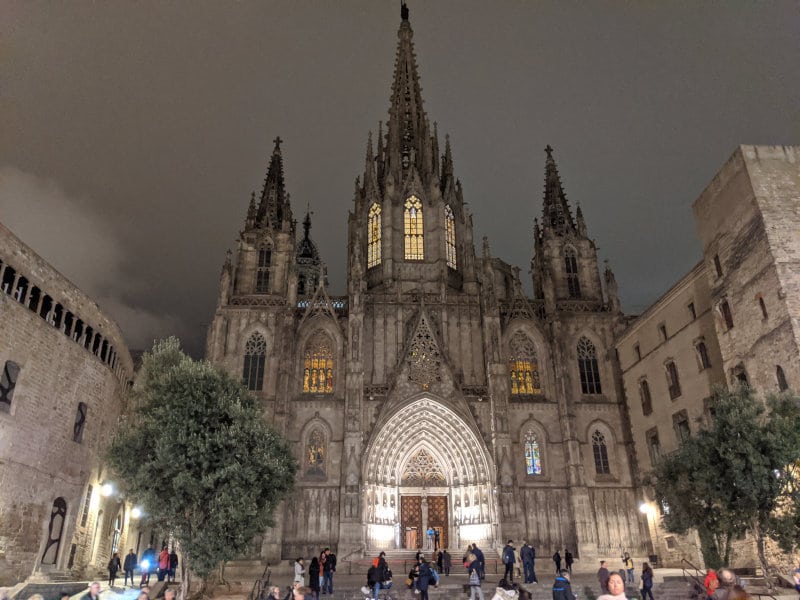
649, 385, 800, 571
108, 338, 296, 579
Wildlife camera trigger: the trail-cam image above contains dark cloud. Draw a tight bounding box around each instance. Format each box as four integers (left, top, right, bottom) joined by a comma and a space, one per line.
2, 1, 798, 357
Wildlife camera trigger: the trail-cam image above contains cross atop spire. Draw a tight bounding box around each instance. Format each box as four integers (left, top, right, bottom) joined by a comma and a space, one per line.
541, 145, 576, 236
253, 136, 290, 230
401, 2, 409, 21
273, 136, 283, 149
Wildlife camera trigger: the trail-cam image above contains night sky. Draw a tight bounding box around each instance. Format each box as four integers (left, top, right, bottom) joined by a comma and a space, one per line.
2, 2, 798, 357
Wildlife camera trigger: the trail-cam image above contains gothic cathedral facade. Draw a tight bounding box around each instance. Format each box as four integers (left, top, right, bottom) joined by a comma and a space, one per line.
206, 6, 647, 562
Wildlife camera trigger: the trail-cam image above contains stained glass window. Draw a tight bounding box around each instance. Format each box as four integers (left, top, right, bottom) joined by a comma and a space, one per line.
444, 205, 456, 269
255, 247, 271, 293
577, 337, 602, 394
407, 316, 442, 390
303, 330, 334, 393
306, 428, 326, 476
243, 332, 266, 391
565, 248, 580, 298
404, 196, 424, 260
592, 430, 610, 474
368, 203, 382, 268
524, 430, 542, 475
509, 332, 541, 395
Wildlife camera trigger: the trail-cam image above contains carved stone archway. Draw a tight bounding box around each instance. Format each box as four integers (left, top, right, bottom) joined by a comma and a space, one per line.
362, 397, 496, 551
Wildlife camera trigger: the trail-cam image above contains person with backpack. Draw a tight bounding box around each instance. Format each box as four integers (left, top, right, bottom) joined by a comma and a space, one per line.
552, 550, 562, 574
502, 540, 516, 583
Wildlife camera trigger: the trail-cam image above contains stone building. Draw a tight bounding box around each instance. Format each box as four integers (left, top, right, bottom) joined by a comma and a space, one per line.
0, 220, 136, 585
206, 6, 648, 563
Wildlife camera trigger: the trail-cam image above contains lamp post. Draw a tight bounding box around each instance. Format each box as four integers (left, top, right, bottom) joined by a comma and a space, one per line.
639, 502, 659, 560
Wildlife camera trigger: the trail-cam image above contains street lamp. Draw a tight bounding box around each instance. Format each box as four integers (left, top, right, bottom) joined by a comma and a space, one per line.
131, 506, 143, 519
101, 482, 115, 497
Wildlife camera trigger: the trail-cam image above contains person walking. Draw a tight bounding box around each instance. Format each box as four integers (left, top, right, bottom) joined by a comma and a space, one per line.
436, 549, 443, 573
564, 549, 573, 574
641, 562, 654, 600
307, 557, 320, 600
552, 550, 562, 574
294, 557, 305, 586
502, 540, 516, 583
123, 549, 137, 587
598, 560, 611, 594
82, 582, 101, 600
467, 552, 485, 600
417, 559, 432, 600
622, 553, 634, 584
168, 548, 179, 582
321, 548, 335, 594
157, 546, 170, 582
442, 548, 451, 576
552, 570, 573, 600
520, 541, 536, 584
472, 544, 486, 580
108, 553, 121, 587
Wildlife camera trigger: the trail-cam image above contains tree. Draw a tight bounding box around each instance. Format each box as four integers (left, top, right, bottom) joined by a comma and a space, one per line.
108, 338, 296, 598
649, 385, 800, 578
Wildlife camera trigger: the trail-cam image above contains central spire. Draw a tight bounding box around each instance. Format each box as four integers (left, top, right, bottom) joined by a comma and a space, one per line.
541, 145, 576, 236
256, 136, 291, 229
385, 2, 431, 180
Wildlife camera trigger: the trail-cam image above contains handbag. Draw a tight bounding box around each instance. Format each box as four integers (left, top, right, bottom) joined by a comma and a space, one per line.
405, 577, 413, 587
469, 570, 480, 586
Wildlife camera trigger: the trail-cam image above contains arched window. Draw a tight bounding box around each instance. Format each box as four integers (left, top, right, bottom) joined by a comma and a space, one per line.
577, 337, 602, 394
509, 332, 541, 395
255, 247, 272, 293
303, 330, 334, 393
305, 427, 326, 476
592, 430, 610, 475
368, 203, 382, 268
524, 430, 542, 475
444, 205, 457, 270
665, 361, 681, 399
695, 340, 711, 369
776, 365, 789, 392
758, 295, 768, 320
639, 379, 652, 416
565, 248, 581, 298
242, 332, 266, 391
404, 196, 424, 260
41, 497, 67, 565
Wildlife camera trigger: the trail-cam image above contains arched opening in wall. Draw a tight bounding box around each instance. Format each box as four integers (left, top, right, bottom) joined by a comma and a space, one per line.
577, 337, 602, 394
368, 203, 382, 268
100, 340, 108, 361
83, 326, 94, 350
591, 430, 610, 475
776, 366, 789, 392
1, 361, 21, 413
90, 509, 104, 566
732, 364, 749, 387
111, 510, 123, 555
508, 331, 541, 396
523, 430, 542, 475
53, 303, 64, 329
13, 276, 29, 303
757, 295, 768, 320
1, 266, 16, 294
297, 273, 307, 296
27, 286, 41, 311
73, 319, 84, 342
444, 204, 457, 270
41, 497, 67, 566
92, 333, 102, 355
404, 196, 424, 260
255, 246, 272, 293
64, 312, 75, 337
39, 294, 53, 320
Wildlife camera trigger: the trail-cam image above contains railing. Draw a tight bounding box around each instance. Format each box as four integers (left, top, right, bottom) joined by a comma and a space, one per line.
680, 557, 707, 600
248, 563, 270, 600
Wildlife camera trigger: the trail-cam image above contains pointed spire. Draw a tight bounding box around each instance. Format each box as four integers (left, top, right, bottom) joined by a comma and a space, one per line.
363, 130, 379, 198
576, 203, 588, 237
443, 134, 454, 178
541, 145, 576, 236
256, 136, 289, 229
303, 207, 311, 241
386, 2, 430, 179
245, 190, 257, 228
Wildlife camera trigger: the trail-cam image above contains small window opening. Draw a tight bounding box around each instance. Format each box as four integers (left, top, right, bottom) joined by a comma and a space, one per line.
73, 402, 87, 443
713, 254, 723, 277
688, 302, 696, 320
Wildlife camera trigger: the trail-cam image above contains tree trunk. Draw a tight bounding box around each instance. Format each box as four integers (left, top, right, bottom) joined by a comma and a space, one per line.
698, 527, 722, 569
178, 553, 190, 600
752, 519, 773, 591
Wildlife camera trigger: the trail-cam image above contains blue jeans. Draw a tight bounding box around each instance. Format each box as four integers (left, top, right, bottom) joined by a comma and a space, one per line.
323, 571, 333, 593
627, 568, 635, 584
523, 561, 536, 583
373, 581, 391, 599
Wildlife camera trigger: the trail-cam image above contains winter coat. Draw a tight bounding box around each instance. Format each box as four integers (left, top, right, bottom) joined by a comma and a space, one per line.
642, 569, 653, 589
520, 545, 534, 564
491, 587, 519, 600
293, 561, 305, 584
159, 549, 170, 570
108, 556, 121, 574
123, 553, 137, 571
552, 575, 573, 600
417, 562, 432, 591
442, 551, 452, 569
323, 553, 336, 573
308, 559, 320, 591
169, 551, 179, 569
502, 545, 516, 564
472, 546, 485, 569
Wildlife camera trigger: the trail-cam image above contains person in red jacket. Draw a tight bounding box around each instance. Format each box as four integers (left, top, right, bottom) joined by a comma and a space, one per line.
157, 546, 170, 582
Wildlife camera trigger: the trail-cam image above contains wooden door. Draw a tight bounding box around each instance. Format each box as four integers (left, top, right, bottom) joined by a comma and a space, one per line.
427, 495, 448, 550
401, 496, 422, 549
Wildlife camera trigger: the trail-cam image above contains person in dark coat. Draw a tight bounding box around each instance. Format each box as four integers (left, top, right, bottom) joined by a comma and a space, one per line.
417, 560, 432, 600
442, 549, 452, 576
552, 570, 573, 600
564, 549, 574, 574
520, 541, 537, 584
597, 560, 610, 594
552, 551, 562, 574
108, 553, 121, 587
641, 562, 654, 600
307, 557, 320, 600
436, 550, 443, 573
123, 549, 137, 587
168, 549, 178, 582
472, 544, 486, 580
502, 540, 516, 582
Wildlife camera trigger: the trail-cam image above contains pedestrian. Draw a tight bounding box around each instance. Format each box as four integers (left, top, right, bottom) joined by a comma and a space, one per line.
442, 548, 451, 576
322, 548, 335, 594
622, 553, 634, 584
467, 552, 485, 600
123, 549, 137, 587
502, 540, 516, 582
520, 541, 536, 584
82, 582, 101, 600
169, 548, 179, 582
426, 527, 435, 550
598, 572, 628, 600
641, 562, 654, 600
472, 544, 486, 580
108, 552, 121, 587
307, 557, 320, 600
564, 549, 573, 574
417, 559, 432, 600
436, 549, 443, 573
158, 546, 170, 582
712, 569, 739, 600
704, 570, 720, 598
463, 544, 474, 568
598, 560, 610, 594
552, 550, 561, 574
434, 529, 440, 551
490, 579, 519, 600
294, 557, 305, 586
266, 586, 281, 600
140, 545, 156, 585
552, 569, 573, 600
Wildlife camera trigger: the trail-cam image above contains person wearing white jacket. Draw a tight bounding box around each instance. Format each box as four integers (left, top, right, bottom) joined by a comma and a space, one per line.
294, 557, 306, 585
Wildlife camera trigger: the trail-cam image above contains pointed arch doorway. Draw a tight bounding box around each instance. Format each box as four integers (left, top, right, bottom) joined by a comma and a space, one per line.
362, 397, 496, 552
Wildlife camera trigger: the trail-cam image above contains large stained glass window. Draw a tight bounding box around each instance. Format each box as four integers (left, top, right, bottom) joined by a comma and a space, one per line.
243, 332, 266, 391
509, 332, 541, 395
404, 196, 424, 260
444, 205, 456, 269
303, 330, 334, 393
368, 203, 382, 268
305, 428, 326, 476
524, 430, 542, 475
